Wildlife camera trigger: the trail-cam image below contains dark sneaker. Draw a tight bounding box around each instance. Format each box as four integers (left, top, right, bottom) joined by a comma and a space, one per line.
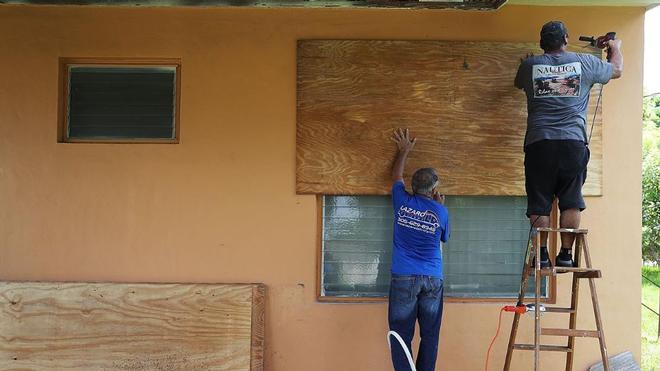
531, 248, 551, 269
555, 251, 575, 267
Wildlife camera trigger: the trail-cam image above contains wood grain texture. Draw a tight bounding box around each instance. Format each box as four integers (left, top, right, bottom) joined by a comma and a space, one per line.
0, 282, 265, 370
297, 40, 603, 196
249, 284, 265, 371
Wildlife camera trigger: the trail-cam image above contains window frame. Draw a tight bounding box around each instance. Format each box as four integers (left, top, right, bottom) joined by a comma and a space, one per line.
316, 195, 558, 304
58, 57, 182, 144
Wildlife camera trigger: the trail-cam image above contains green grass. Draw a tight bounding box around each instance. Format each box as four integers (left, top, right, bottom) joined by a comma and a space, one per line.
643, 266, 660, 371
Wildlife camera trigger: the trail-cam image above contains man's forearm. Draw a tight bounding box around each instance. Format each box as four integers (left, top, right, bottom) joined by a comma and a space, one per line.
392, 149, 410, 181
609, 46, 623, 79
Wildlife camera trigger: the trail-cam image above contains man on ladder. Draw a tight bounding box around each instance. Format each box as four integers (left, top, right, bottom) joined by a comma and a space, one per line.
514, 21, 623, 268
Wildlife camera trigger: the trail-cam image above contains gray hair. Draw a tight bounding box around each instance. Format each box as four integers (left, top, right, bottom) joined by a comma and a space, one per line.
412, 168, 439, 195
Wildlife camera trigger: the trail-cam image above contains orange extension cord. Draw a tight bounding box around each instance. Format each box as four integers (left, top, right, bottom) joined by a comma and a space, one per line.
485, 306, 527, 371
484, 307, 506, 371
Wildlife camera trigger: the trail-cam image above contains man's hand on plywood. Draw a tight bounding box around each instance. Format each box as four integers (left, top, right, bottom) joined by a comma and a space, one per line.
390, 128, 416, 183
391, 128, 417, 154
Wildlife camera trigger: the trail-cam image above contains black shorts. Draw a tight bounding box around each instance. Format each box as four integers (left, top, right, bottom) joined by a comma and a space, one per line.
524, 140, 590, 217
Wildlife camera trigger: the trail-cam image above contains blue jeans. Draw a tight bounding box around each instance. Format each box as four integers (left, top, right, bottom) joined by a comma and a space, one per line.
388, 275, 444, 371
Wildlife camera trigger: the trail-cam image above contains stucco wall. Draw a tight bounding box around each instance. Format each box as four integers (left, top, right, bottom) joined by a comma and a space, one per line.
0, 4, 643, 370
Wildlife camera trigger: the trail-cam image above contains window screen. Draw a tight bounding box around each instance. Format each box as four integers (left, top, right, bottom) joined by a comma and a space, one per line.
65, 66, 177, 140
321, 195, 547, 299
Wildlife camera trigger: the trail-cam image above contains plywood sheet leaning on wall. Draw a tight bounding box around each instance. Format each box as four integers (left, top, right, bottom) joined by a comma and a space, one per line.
0, 282, 265, 371
297, 40, 603, 196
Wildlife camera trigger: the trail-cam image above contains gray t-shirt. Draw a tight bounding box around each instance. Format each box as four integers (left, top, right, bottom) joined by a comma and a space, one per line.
514, 51, 612, 146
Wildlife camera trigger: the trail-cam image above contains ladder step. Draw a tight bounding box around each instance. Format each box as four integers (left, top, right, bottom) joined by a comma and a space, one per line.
543, 307, 576, 314
513, 344, 573, 352
541, 328, 600, 337
555, 267, 600, 274
573, 270, 602, 278
535, 227, 588, 234
532, 267, 601, 277
518, 306, 575, 314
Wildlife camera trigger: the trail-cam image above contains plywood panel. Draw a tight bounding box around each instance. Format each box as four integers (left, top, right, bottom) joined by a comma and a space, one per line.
297, 40, 603, 196
0, 282, 265, 371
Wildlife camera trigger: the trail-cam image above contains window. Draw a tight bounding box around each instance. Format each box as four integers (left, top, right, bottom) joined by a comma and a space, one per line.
59, 58, 180, 143
319, 195, 552, 301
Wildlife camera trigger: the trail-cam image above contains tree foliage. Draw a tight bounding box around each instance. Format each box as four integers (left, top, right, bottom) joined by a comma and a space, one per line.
643, 94, 660, 264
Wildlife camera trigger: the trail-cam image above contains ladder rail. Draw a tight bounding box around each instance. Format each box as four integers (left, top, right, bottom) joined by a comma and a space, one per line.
565, 234, 583, 371
582, 234, 610, 370
503, 238, 534, 371
534, 232, 542, 371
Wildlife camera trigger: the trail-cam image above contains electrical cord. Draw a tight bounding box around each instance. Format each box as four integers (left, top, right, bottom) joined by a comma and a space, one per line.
588, 84, 604, 145
484, 308, 506, 371
483, 216, 540, 370
517, 215, 541, 306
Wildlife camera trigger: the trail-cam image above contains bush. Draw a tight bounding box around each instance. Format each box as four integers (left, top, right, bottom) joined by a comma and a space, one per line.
643, 95, 660, 264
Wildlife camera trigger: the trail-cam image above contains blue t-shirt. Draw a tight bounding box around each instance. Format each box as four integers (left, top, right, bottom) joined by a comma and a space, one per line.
514, 51, 612, 146
391, 180, 450, 278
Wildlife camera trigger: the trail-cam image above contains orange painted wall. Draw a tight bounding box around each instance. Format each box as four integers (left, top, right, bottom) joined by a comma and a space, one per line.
0, 4, 643, 370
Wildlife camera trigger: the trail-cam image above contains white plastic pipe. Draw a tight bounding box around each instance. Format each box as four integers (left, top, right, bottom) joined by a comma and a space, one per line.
387, 330, 417, 371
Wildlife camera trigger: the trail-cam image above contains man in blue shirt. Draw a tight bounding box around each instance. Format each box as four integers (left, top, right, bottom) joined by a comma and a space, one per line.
514, 21, 623, 267
389, 128, 450, 371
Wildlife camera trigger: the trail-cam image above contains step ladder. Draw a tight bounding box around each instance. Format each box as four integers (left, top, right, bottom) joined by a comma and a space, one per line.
503, 228, 609, 371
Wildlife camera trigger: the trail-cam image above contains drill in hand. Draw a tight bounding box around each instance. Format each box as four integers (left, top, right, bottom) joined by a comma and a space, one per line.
579, 32, 617, 61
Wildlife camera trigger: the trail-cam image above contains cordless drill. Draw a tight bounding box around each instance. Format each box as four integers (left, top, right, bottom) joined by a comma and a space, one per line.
579, 32, 617, 61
